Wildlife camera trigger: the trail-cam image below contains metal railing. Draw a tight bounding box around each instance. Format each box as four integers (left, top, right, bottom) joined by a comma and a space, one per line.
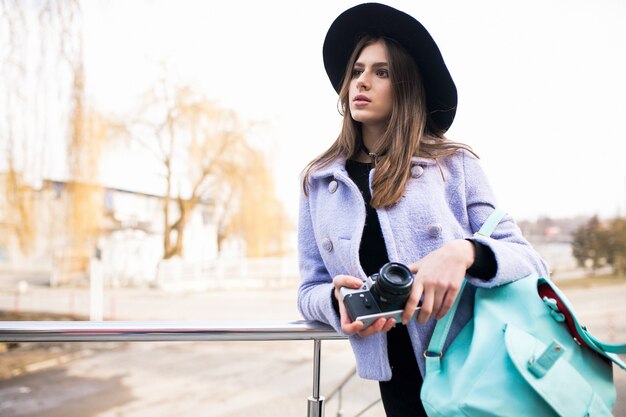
0, 320, 347, 417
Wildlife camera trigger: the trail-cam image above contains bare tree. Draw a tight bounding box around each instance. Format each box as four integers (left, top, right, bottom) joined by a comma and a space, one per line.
1, 0, 89, 256
1, 0, 106, 284
124, 85, 249, 259
121, 83, 292, 260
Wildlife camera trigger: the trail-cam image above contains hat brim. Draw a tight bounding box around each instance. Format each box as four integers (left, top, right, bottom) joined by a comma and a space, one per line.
323, 3, 457, 132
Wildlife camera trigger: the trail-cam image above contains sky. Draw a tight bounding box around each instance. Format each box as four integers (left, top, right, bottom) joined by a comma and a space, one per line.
82, 0, 626, 222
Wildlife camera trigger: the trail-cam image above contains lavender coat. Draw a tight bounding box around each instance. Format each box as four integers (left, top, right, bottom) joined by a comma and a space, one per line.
297, 150, 549, 381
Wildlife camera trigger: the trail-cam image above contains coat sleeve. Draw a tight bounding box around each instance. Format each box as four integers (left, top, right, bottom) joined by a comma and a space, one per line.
461, 151, 550, 287
296, 185, 344, 333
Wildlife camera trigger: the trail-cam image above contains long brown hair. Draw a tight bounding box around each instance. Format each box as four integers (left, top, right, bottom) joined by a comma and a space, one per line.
302, 35, 475, 208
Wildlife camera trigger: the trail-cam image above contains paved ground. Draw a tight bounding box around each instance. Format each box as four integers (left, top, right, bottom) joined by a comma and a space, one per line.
0, 281, 625, 416
0, 284, 382, 417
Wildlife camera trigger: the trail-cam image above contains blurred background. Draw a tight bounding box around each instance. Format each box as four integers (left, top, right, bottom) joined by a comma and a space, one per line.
0, 1, 625, 416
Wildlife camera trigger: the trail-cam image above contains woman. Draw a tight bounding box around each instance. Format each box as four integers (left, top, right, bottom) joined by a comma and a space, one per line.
297, 3, 548, 416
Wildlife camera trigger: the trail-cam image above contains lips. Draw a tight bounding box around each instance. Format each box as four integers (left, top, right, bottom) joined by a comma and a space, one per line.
353, 94, 371, 107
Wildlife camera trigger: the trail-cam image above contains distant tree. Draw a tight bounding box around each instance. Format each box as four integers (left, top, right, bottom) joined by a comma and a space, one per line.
604, 218, 626, 276
571, 216, 606, 273
571, 215, 626, 276
122, 84, 289, 259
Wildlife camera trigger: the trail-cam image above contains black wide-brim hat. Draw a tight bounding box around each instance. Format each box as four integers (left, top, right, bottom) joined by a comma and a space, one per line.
323, 2, 457, 132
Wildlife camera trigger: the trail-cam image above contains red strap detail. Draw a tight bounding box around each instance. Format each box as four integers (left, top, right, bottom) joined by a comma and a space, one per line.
537, 283, 591, 350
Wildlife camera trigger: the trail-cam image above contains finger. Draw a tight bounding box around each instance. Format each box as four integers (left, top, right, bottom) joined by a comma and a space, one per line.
436, 286, 460, 320
333, 275, 365, 303
333, 274, 364, 289
417, 287, 434, 324
402, 281, 423, 324
338, 300, 360, 334
382, 317, 396, 332
431, 284, 446, 320
408, 261, 420, 275
358, 318, 386, 338
340, 308, 363, 334
342, 320, 363, 334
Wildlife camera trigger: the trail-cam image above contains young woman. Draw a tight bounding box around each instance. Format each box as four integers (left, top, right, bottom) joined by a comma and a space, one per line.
297, 3, 548, 416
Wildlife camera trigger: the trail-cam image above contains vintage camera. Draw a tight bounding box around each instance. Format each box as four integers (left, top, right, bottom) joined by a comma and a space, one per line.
340, 262, 419, 329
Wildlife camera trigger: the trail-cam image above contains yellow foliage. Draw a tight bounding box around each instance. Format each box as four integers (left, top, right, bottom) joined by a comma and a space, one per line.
2, 170, 36, 254
66, 182, 104, 243
65, 66, 108, 248
228, 149, 293, 257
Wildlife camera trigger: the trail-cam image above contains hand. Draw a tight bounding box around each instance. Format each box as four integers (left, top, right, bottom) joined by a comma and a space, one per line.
402, 240, 475, 325
333, 274, 396, 337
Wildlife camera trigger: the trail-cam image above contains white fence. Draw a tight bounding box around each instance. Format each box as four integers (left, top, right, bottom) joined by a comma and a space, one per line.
155, 256, 300, 291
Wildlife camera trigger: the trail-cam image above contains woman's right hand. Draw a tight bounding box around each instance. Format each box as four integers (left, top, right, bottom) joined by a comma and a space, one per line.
333, 274, 396, 337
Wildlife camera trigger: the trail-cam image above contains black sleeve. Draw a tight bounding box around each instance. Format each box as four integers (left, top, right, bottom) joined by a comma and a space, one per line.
466, 240, 497, 280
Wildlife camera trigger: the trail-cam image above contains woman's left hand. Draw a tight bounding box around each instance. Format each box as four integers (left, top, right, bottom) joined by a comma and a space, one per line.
402, 239, 476, 325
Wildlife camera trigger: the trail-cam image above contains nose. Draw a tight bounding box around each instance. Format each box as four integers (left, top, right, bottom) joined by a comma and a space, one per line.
356, 72, 370, 90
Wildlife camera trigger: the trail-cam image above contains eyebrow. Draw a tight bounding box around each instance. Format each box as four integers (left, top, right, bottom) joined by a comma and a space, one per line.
353, 61, 389, 68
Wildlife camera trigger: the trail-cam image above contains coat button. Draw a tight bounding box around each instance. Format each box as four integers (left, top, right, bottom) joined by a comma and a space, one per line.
411, 165, 424, 179
328, 180, 338, 193
322, 238, 333, 252
428, 224, 442, 238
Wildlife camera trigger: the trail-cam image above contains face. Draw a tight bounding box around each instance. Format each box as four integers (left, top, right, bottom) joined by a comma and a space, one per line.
348, 40, 393, 129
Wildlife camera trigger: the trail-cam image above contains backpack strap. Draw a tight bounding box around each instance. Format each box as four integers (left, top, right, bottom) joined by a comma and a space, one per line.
425, 208, 507, 371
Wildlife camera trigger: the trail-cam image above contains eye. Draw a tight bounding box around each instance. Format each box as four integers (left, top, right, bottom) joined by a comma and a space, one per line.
351, 68, 363, 78
376, 69, 389, 78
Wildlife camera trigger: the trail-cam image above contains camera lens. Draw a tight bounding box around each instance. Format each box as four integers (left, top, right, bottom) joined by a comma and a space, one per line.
370, 262, 414, 310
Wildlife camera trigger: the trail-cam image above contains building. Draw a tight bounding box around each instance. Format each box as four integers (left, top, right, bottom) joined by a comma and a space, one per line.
0, 176, 219, 288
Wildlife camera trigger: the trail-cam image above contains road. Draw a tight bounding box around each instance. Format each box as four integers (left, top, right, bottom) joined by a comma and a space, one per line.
0, 281, 625, 416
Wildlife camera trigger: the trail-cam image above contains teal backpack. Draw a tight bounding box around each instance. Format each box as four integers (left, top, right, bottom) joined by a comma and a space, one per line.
421, 209, 626, 416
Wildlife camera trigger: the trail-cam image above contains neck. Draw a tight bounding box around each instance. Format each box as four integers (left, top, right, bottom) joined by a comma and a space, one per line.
353, 148, 374, 163
359, 126, 385, 164
361, 124, 384, 152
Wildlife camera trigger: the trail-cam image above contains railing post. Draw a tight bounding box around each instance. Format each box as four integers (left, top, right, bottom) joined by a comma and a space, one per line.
307, 338, 324, 417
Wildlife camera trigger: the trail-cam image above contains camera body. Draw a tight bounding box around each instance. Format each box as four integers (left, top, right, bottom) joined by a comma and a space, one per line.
340, 262, 420, 329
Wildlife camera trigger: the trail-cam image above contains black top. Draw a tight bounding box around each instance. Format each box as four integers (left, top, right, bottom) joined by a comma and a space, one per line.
345, 159, 389, 276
